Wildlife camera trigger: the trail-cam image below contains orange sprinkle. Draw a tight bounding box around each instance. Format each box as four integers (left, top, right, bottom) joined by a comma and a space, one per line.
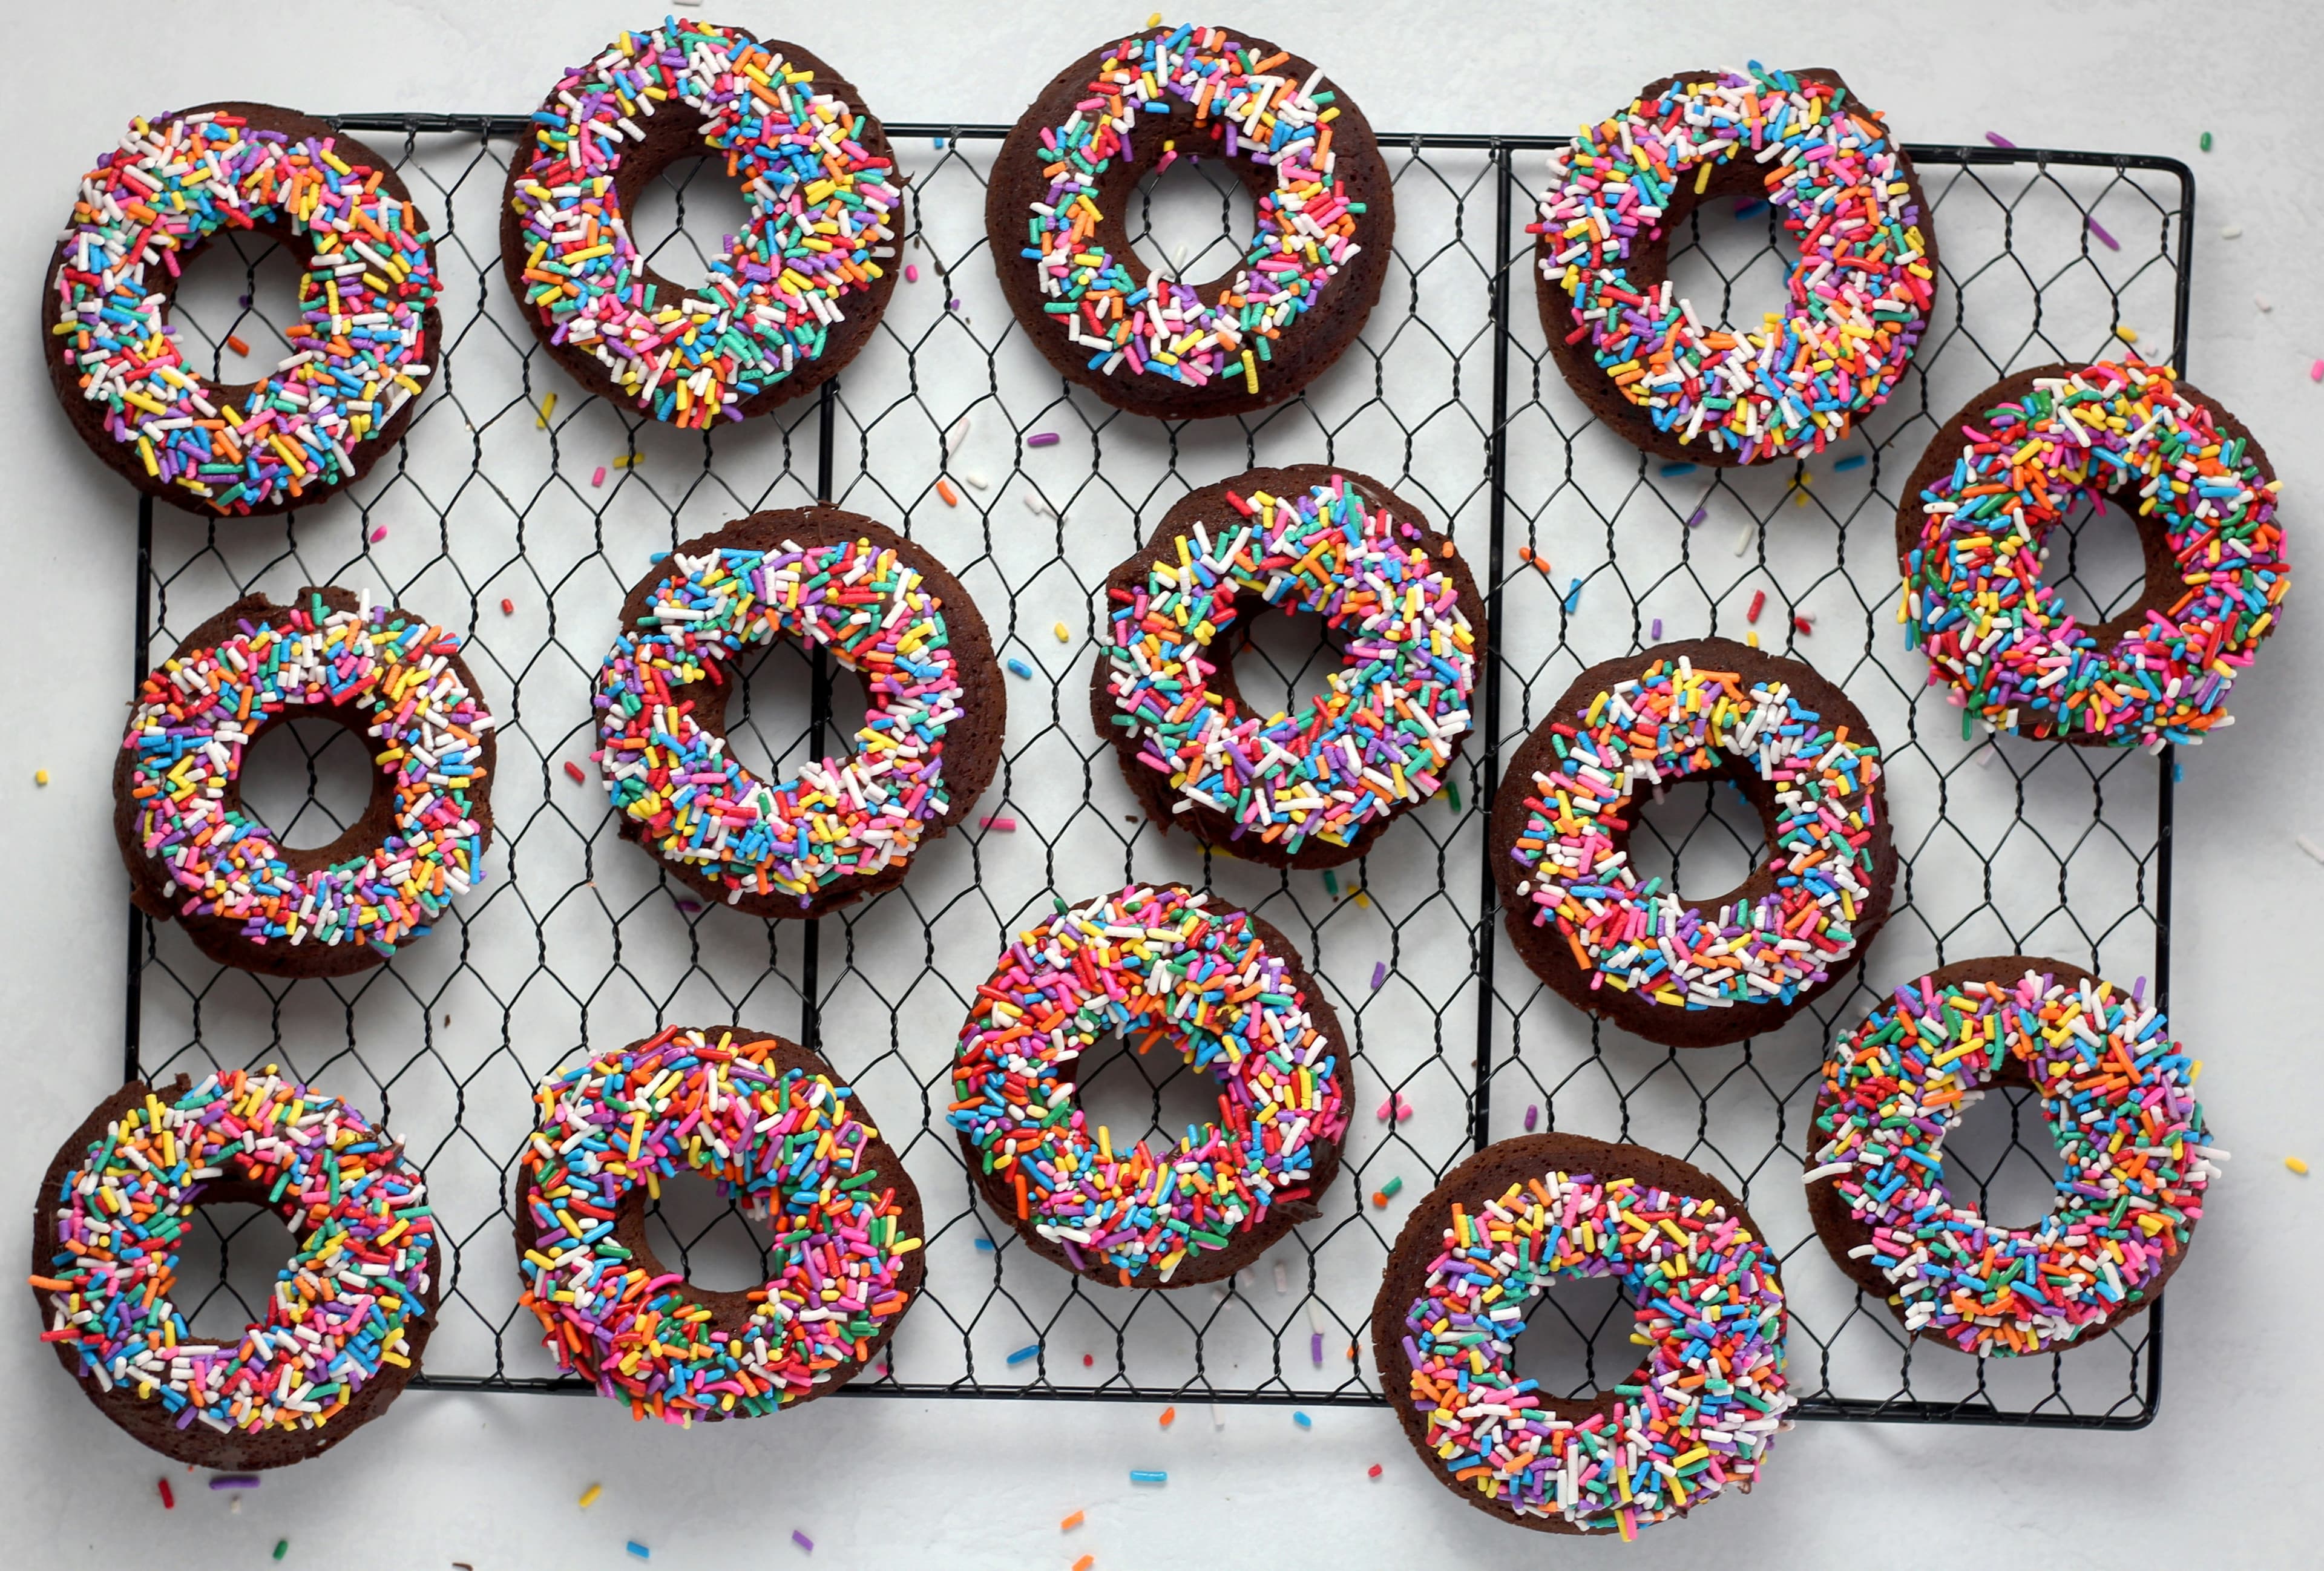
225, 334, 251, 356
1073, 1558, 1095, 1571
1060, 1511, 1085, 1532
936, 477, 960, 507
1158, 1406, 1175, 1428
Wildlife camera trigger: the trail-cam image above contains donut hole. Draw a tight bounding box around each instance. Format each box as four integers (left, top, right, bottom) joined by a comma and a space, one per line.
2036, 491, 2158, 635
1070, 1031, 1230, 1160
1624, 776, 1769, 906
1224, 600, 1354, 724
640, 1169, 775, 1294
1657, 178, 1795, 343
1506, 1271, 1645, 1402
1128, 156, 1258, 286
166, 223, 307, 381
717, 638, 875, 786
169, 1199, 300, 1342
1942, 1081, 2067, 1230
625, 153, 757, 293
237, 714, 381, 852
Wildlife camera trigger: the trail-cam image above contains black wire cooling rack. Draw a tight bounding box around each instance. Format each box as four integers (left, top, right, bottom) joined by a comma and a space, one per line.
115, 112, 2196, 1429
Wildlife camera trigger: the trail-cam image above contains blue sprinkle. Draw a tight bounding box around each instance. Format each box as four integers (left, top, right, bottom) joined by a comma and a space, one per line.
1294, 1411, 1313, 1429
2173, 763, 2184, 782
1564, 578, 1584, 613
626, 1544, 651, 1561
934, 136, 947, 148
974, 1238, 995, 1251
1658, 462, 1696, 477
1006, 658, 1033, 679
1006, 1343, 1042, 1365
1833, 454, 1868, 472
1131, 1470, 1168, 1485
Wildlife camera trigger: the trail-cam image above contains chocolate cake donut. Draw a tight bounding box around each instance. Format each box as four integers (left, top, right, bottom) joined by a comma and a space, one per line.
502, 19, 900, 425
986, 21, 1393, 418
594, 508, 1002, 918
45, 103, 441, 514
1092, 465, 1484, 870
1372, 1133, 1791, 1537
1531, 66, 1935, 465
1489, 638, 1894, 1047
114, 587, 497, 977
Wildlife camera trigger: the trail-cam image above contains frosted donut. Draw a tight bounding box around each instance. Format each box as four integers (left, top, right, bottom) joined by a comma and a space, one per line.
516, 1025, 925, 1422
1373, 1133, 1791, 1538
30, 1069, 438, 1469
1093, 465, 1485, 869
1488, 638, 1894, 1048
1530, 66, 1935, 465
113, 587, 496, 977
986, 21, 1393, 418
1805, 956, 2222, 1356
948, 882, 1351, 1288
44, 103, 441, 514
503, 19, 901, 425
1898, 359, 2290, 749
592, 509, 1002, 917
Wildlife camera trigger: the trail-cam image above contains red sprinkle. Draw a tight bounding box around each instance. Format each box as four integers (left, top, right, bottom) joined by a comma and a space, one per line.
500, 598, 515, 615
1367, 1463, 1383, 1479
157, 1478, 175, 1509
1793, 615, 1814, 635
563, 761, 586, 784
1747, 589, 1766, 623
225, 334, 251, 356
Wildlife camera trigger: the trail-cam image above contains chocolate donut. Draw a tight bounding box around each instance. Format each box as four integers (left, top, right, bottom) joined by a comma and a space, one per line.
1489, 638, 1895, 1047
986, 21, 1393, 418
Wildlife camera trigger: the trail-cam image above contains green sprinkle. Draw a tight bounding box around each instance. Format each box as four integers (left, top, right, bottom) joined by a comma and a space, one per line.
273, 1543, 288, 1563
1323, 870, 1339, 897
2200, 131, 2213, 152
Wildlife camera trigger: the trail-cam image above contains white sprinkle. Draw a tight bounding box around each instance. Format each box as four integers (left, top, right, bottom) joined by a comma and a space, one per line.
1731, 521, 1754, 557
1975, 742, 1998, 769
2220, 225, 2242, 239
944, 414, 970, 454
1022, 494, 1057, 520
2298, 835, 2324, 865
1210, 1402, 1226, 1430
2255, 294, 2273, 312
1273, 1260, 1288, 1295
963, 471, 991, 491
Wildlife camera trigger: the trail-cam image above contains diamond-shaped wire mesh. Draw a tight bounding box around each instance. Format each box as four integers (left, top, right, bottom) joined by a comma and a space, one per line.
119, 116, 2191, 1427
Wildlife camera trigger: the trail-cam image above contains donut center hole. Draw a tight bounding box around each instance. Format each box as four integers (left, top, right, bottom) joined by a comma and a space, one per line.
239, 715, 378, 851
170, 1201, 299, 1342
1625, 777, 1767, 905
718, 639, 875, 786
1660, 189, 1795, 341
1227, 603, 1353, 723
1071, 1032, 1228, 1159
168, 227, 307, 382
641, 1170, 775, 1294
1943, 1082, 2067, 1230
1506, 1271, 1643, 1402
1129, 156, 1258, 283
2038, 492, 2152, 630
626, 153, 757, 292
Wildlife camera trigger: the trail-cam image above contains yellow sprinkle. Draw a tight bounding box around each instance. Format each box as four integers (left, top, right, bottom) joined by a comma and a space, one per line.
2289, 1156, 2311, 1175
1054, 621, 1071, 642
1746, 631, 1761, 648
536, 392, 557, 429
34, 770, 49, 786
2115, 326, 2139, 344
1147, 10, 1161, 22
1353, 888, 1370, 910
579, 1483, 602, 1508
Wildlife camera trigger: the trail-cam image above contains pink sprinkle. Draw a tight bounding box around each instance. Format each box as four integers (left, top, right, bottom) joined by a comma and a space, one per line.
1376, 1094, 1413, 1124
591, 465, 608, 487
563, 761, 586, 784
1984, 131, 2017, 149
1369, 960, 1387, 991
2086, 215, 2121, 251
368, 526, 387, 543
2311, 360, 2324, 384
790, 1530, 814, 1553
979, 815, 1018, 831
905, 264, 919, 283
1027, 432, 1060, 447
1524, 1104, 1540, 1131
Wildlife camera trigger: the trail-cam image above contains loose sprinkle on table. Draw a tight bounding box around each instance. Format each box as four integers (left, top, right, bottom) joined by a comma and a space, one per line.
626, 1543, 649, 1561
1524, 1104, 1539, 1131
1129, 1471, 1167, 1485
1061, 1511, 1085, 1531
1686, 507, 1707, 527
1054, 622, 1071, 641
1368, 1464, 1383, 1479
790, 1529, 813, 1552
1984, 131, 2017, 148
1006, 657, 1033, 678
2115, 326, 2139, 343
2288, 1157, 2311, 1175
535, 393, 557, 429
2200, 131, 2213, 152
1028, 431, 1060, 447
2311, 360, 2323, 384
34, 769, 49, 786
1370, 960, 1387, 991
936, 478, 960, 507
2223, 226, 2244, 240
563, 761, 586, 784
1747, 589, 1766, 623
1833, 454, 1868, 472
225, 334, 251, 357
905, 264, 919, 283
501, 598, 515, 615
1650, 618, 1664, 640
2086, 215, 2120, 251
1731, 521, 1753, 556
1160, 1406, 1176, 1428
274, 1541, 288, 1562
591, 465, 608, 488
1072, 1558, 1095, 1571
1006, 1343, 1042, 1365
157, 1479, 174, 1510
579, 1484, 602, 1509
2297, 835, 2324, 865
979, 815, 1018, 832
1294, 1411, 1313, 1429
369, 526, 388, 543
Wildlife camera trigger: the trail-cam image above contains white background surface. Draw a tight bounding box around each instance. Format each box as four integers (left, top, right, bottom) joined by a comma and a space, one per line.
5, 1, 2320, 1564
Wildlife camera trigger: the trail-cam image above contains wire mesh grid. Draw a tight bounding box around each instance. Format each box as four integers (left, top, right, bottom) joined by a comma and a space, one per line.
119, 113, 2194, 1428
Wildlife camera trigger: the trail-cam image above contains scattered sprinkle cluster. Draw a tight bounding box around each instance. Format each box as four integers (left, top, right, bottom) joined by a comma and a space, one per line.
594, 534, 967, 909
1020, 22, 1369, 397
517, 1026, 922, 1420
950, 885, 1348, 1284
1399, 1168, 1790, 1536
31, 1070, 435, 1437
122, 592, 493, 956
1508, 654, 1882, 1012
1102, 477, 1475, 854
1532, 64, 1933, 461
511, 19, 898, 425
1810, 966, 2220, 1355
51, 110, 438, 511
1905, 359, 2290, 748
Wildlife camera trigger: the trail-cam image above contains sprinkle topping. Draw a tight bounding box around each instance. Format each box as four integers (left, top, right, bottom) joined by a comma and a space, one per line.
1506, 653, 1882, 1012
1023, 22, 1368, 398
1811, 966, 2220, 1355
518, 1027, 921, 1420
121, 593, 493, 956
33, 1070, 435, 1437
949, 884, 1348, 1284
1102, 476, 1476, 853
1905, 359, 2290, 747
593, 532, 967, 908
51, 109, 438, 512
510, 18, 898, 425
1398, 1167, 1789, 1535
1532, 65, 1933, 461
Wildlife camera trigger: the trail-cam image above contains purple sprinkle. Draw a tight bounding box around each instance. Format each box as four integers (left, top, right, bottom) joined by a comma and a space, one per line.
947, 298, 962, 310
210, 1476, 260, 1491
238, 293, 253, 307
1650, 618, 1663, 640
2133, 976, 2148, 1003
1524, 1104, 1540, 1131
1026, 432, 1060, 447
1686, 507, 1707, 527
791, 1530, 815, 1553
1370, 960, 1387, 991
1984, 131, 2017, 149
1310, 1332, 1324, 1364
2086, 216, 2121, 251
